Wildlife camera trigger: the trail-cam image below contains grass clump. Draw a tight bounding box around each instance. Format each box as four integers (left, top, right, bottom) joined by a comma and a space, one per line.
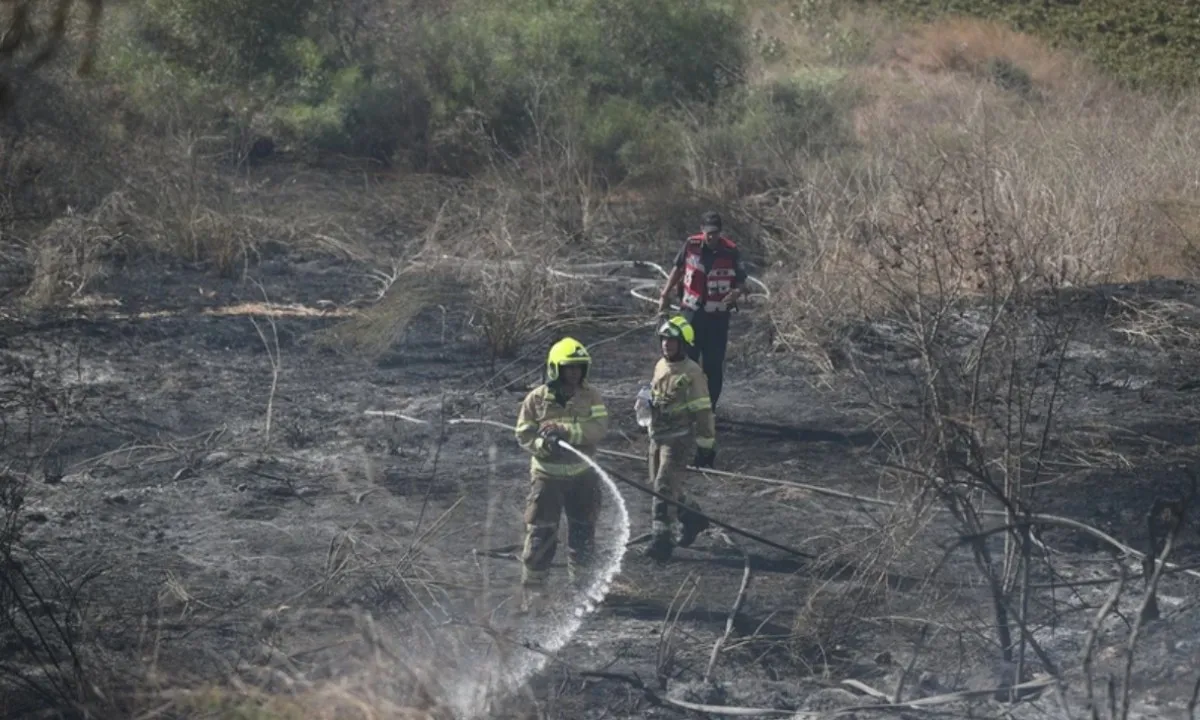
865, 0, 1200, 92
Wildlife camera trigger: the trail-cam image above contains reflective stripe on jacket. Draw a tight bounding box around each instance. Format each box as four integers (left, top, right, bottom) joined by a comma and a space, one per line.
681, 234, 739, 313
515, 382, 609, 476
648, 357, 715, 449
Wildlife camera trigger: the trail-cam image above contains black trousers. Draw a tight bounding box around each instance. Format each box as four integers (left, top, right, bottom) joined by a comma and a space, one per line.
683, 310, 730, 409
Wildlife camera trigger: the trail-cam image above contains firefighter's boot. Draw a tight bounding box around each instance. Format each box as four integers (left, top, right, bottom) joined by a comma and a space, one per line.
642, 524, 674, 564
517, 583, 550, 616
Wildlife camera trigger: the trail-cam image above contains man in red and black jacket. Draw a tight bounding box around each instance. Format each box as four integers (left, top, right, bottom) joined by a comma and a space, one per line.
656, 211, 748, 414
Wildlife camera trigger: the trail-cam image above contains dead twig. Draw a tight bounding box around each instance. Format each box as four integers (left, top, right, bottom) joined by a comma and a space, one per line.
892, 622, 931, 704
1119, 507, 1182, 720
588, 668, 1055, 718
656, 573, 699, 688
1082, 566, 1126, 720
249, 302, 282, 449
704, 532, 752, 684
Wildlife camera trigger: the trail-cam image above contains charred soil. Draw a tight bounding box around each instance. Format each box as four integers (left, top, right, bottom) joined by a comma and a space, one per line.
4, 251, 1200, 719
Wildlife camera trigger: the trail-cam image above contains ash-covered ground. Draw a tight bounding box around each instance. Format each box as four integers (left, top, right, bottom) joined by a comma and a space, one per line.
4, 251, 1200, 719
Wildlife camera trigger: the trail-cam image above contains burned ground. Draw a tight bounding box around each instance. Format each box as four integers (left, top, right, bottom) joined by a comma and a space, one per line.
4, 244, 1200, 719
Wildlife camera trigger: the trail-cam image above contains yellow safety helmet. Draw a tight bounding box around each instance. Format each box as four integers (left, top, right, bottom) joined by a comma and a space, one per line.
546, 337, 592, 382
657, 315, 694, 346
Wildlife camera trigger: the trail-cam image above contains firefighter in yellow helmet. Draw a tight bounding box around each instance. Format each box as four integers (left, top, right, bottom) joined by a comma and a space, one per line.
514, 337, 610, 597
640, 315, 714, 563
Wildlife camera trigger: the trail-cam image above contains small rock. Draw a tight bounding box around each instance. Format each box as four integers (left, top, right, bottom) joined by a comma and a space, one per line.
204, 451, 233, 466
917, 671, 940, 695
104, 493, 128, 505
874, 651, 893, 666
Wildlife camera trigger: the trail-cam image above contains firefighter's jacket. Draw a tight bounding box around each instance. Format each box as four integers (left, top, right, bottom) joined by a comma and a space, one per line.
515, 382, 609, 477
648, 357, 715, 449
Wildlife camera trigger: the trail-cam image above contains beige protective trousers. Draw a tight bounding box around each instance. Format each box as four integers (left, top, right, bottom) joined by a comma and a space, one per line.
648, 437, 703, 540
520, 468, 602, 586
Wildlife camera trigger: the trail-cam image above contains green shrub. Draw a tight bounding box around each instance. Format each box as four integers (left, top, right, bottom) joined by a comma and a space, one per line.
114, 0, 751, 173
744, 69, 859, 154
138, 0, 318, 81
411, 0, 750, 172
985, 57, 1034, 97
673, 66, 861, 196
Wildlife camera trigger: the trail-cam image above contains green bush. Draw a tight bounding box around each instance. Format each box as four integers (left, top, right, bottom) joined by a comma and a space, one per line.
417, 0, 748, 168
743, 69, 859, 154
116, 0, 750, 173
138, 0, 318, 81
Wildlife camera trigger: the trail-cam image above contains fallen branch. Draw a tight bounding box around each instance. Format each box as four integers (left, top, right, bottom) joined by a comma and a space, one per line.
627, 532, 652, 546
1082, 567, 1126, 720
704, 532, 752, 684
890, 623, 931, 704
580, 670, 794, 717
827, 675, 1056, 716
663, 696, 798, 717
1120, 513, 1181, 720
590, 671, 1057, 718
842, 679, 891, 702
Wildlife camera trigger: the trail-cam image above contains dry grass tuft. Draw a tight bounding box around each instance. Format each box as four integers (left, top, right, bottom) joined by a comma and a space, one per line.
129, 161, 287, 277
1110, 296, 1200, 351
755, 51, 1200, 370
888, 16, 1082, 93
314, 170, 592, 363
21, 191, 136, 308
790, 491, 944, 670
310, 265, 456, 360
466, 256, 579, 361
23, 215, 115, 308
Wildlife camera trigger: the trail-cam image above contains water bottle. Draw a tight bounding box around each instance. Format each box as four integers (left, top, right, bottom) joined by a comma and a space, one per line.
634, 385, 654, 428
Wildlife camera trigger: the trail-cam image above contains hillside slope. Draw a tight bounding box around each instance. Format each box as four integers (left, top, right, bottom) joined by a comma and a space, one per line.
868, 0, 1200, 90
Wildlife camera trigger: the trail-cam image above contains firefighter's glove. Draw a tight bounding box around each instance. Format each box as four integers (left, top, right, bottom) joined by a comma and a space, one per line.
693, 446, 716, 469
538, 424, 569, 447
533, 437, 555, 459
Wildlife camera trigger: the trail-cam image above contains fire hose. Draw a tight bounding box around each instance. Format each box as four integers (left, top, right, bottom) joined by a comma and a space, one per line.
364, 412, 1200, 582
364, 412, 813, 559
432, 255, 771, 311
542, 259, 770, 310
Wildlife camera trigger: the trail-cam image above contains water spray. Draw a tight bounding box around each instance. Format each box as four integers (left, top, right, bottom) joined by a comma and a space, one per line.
363, 411, 631, 718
